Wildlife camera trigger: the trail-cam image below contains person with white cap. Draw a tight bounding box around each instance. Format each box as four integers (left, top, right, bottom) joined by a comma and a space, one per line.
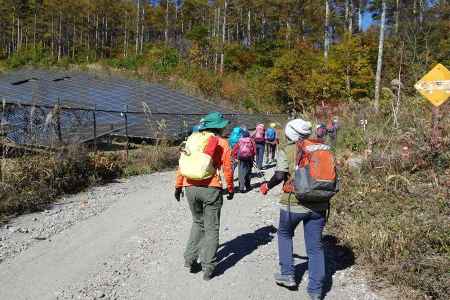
259, 118, 328, 300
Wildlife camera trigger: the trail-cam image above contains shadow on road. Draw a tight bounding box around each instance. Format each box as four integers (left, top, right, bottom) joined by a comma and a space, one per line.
214, 225, 277, 277
288, 235, 355, 294
323, 235, 355, 296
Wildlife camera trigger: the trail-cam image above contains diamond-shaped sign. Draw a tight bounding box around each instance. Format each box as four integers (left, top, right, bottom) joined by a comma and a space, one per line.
414, 63, 450, 107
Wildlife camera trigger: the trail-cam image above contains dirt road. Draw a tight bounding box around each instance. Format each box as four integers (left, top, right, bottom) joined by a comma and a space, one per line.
0, 170, 380, 300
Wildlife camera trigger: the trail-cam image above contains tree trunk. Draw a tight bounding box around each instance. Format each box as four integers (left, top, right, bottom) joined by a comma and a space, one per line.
124, 12, 128, 57
247, 9, 251, 46
17, 16, 20, 51
33, 12, 37, 50
95, 14, 99, 57
11, 14, 15, 53
51, 15, 54, 57
358, 0, 363, 32
106, 16, 109, 56
140, 6, 144, 53
101, 16, 104, 58
220, 0, 227, 75
345, 0, 349, 31
324, 0, 330, 59
374, 0, 386, 112
419, 0, 423, 26
72, 18, 76, 58
165, 0, 169, 44
348, 1, 353, 34
395, 0, 400, 34
58, 12, 62, 61
135, 0, 140, 55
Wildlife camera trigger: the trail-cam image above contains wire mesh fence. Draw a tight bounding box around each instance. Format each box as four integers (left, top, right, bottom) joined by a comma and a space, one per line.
1, 100, 288, 150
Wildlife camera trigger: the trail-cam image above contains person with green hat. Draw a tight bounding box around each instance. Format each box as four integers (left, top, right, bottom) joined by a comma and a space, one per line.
175, 112, 234, 281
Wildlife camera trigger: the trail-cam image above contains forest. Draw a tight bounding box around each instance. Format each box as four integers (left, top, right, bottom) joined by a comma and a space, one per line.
0, 0, 448, 112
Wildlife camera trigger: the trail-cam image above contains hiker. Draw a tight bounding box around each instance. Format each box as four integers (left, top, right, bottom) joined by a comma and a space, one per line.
228, 126, 243, 149
259, 118, 338, 300
229, 126, 244, 173
265, 123, 278, 164
252, 123, 266, 170
316, 123, 327, 141
326, 117, 339, 145
175, 112, 234, 281
233, 129, 256, 193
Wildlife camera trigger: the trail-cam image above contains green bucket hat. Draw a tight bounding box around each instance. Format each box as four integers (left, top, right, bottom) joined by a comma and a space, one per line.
198, 112, 230, 131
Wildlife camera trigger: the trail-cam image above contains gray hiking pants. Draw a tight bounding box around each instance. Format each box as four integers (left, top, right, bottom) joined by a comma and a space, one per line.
184, 186, 223, 272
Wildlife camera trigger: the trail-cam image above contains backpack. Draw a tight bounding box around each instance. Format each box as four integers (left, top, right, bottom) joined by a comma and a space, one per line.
229, 127, 242, 148
293, 139, 339, 202
266, 127, 276, 142
179, 132, 216, 180
238, 137, 255, 159
254, 124, 265, 142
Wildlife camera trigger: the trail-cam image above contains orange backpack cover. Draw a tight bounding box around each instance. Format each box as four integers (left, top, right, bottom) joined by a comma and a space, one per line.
294, 139, 339, 201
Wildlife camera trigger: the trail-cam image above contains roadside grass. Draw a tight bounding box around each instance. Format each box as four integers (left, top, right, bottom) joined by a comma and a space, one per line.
329, 99, 450, 299
0, 142, 178, 223
121, 143, 179, 177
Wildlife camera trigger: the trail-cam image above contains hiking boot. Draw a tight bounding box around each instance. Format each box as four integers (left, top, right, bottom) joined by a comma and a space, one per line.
274, 272, 296, 288
308, 293, 322, 300
184, 260, 201, 273
203, 269, 214, 281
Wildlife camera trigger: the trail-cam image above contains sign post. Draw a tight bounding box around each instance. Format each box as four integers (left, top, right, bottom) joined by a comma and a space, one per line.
414, 63, 450, 150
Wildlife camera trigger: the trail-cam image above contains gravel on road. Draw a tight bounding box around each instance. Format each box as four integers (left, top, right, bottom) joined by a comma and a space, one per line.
0, 170, 381, 300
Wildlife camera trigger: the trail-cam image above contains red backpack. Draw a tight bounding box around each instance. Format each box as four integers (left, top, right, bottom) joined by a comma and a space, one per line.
238, 137, 255, 159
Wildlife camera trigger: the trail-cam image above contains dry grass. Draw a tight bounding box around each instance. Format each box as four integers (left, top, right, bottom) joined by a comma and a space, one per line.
0, 146, 123, 222
329, 99, 450, 299
123, 143, 178, 177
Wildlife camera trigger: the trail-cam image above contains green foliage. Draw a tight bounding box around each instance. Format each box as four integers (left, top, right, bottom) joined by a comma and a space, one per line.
224, 43, 257, 73
186, 25, 209, 45
330, 35, 374, 100
146, 46, 180, 76
106, 55, 143, 71
338, 125, 367, 153
6, 44, 56, 68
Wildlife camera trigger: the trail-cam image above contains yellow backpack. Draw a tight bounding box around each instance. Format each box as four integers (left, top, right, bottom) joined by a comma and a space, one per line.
179, 132, 216, 180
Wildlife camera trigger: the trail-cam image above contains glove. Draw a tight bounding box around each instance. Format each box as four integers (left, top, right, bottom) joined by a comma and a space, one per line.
174, 188, 183, 202
260, 183, 269, 195
227, 191, 234, 200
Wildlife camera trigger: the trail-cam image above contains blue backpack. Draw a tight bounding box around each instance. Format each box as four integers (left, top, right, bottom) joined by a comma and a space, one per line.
229, 127, 243, 148
266, 127, 276, 141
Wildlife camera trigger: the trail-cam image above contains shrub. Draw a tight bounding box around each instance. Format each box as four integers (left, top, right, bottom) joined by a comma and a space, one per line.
145, 46, 180, 76
0, 146, 123, 221
330, 100, 450, 299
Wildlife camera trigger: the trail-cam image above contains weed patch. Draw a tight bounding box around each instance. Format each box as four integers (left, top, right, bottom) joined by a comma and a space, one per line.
330, 101, 450, 299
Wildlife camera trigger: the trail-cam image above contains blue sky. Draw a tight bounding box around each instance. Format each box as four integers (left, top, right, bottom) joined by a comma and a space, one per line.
362, 11, 375, 31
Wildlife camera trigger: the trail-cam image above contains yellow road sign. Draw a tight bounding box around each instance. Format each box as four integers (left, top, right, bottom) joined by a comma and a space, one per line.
414, 64, 450, 107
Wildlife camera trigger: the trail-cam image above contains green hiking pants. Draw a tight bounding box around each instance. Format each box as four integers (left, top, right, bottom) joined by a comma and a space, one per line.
184, 186, 223, 272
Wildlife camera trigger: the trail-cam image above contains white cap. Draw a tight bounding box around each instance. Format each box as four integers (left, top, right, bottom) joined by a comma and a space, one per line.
285, 119, 312, 142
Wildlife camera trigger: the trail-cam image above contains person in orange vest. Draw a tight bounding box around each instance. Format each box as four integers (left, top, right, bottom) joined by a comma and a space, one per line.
175, 112, 234, 281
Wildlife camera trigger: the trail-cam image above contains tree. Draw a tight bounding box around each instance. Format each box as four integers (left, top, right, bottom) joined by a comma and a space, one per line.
374, 0, 386, 112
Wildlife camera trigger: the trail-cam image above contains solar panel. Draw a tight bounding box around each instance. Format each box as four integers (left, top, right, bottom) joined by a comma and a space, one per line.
0, 69, 287, 147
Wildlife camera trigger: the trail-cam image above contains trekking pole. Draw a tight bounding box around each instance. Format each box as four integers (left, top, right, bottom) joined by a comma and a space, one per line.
253, 160, 268, 182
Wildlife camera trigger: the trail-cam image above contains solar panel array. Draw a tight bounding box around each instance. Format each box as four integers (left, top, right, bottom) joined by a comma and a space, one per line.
0, 69, 287, 147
